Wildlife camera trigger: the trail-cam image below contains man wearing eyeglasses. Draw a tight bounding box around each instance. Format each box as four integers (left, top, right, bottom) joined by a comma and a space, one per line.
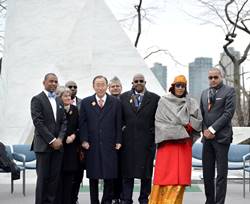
200, 68, 236, 204
65, 81, 82, 110
65, 80, 84, 204
120, 74, 160, 204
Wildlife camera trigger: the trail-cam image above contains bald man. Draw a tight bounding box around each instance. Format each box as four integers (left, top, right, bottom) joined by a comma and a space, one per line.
120, 74, 160, 204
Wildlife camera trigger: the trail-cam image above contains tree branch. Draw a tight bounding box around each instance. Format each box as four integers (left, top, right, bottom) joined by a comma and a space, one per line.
223, 33, 236, 63
225, 0, 250, 34
239, 42, 250, 64
198, 0, 230, 33
134, 0, 143, 47
143, 47, 186, 67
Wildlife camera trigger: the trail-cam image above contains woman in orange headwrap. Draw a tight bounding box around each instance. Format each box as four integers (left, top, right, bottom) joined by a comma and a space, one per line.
148, 75, 202, 204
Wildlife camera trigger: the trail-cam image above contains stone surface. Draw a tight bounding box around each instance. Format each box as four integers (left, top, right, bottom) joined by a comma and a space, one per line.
0, 0, 164, 144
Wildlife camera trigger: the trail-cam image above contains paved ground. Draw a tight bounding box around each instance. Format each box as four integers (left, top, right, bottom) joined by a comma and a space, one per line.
0, 181, 249, 204
0, 170, 249, 204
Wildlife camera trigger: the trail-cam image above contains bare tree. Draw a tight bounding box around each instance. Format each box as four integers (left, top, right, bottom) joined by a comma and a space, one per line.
117, 0, 167, 47
196, 0, 250, 126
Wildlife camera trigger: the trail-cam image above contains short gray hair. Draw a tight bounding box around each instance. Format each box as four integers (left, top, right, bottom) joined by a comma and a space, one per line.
56, 86, 71, 97
109, 76, 122, 85
209, 67, 223, 76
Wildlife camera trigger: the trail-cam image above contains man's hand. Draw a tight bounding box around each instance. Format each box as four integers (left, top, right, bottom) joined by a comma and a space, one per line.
203, 129, 215, 139
66, 134, 76, 144
82, 141, 90, 150
115, 143, 122, 150
51, 138, 63, 150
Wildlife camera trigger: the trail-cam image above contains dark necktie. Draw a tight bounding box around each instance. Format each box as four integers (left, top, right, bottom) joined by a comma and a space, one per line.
208, 88, 216, 111
134, 94, 143, 108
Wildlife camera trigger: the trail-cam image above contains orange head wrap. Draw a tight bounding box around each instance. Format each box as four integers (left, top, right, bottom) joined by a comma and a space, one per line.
172, 75, 187, 85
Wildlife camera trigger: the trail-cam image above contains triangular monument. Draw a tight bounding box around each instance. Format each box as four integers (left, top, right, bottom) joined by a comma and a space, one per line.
0, 0, 164, 144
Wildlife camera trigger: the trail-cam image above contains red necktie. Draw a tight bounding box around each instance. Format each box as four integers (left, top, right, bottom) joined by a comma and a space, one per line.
98, 99, 104, 108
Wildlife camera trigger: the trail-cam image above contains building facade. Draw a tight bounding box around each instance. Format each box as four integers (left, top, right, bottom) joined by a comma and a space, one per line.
150, 62, 167, 91
189, 57, 213, 101
220, 47, 241, 87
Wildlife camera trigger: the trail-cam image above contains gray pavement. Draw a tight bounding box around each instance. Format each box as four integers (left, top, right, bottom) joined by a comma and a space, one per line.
0, 170, 249, 203
0, 182, 249, 204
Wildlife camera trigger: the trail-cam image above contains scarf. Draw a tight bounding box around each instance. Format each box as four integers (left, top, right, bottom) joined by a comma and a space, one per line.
64, 105, 70, 113
155, 94, 202, 144
208, 82, 223, 111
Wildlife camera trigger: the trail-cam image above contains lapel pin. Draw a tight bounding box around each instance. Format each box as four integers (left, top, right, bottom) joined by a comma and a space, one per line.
129, 98, 133, 103
91, 101, 96, 106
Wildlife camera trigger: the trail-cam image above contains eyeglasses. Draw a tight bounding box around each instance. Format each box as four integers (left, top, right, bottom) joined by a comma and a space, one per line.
68, 85, 77, 89
175, 83, 185, 89
134, 80, 144, 83
208, 76, 219, 80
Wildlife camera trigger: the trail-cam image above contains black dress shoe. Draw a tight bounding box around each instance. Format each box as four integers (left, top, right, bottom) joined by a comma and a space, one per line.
112, 199, 120, 204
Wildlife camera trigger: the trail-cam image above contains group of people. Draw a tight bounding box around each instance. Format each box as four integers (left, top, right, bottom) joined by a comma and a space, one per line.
30, 67, 236, 204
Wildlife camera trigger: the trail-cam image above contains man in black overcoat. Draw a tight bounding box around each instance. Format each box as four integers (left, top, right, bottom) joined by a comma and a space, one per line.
79, 75, 122, 204
108, 76, 123, 204
120, 74, 160, 204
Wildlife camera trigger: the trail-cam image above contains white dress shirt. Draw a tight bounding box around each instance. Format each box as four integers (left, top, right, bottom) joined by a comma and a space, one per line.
72, 97, 77, 106
95, 94, 107, 107
44, 90, 57, 144
44, 90, 57, 121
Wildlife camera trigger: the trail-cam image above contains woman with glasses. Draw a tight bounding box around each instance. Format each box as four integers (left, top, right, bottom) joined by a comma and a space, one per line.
149, 75, 202, 204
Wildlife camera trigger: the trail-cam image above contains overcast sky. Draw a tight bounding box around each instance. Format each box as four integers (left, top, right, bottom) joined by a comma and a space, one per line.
106, 0, 250, 88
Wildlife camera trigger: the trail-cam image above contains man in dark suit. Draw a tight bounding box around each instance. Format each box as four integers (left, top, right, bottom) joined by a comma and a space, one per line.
79, 75, 122, 204
120, 74, 160, 204
200, 68, 236, 204
108, 76, 123, 204
65, 80, 83, 204
65, 80, 82, 109
31, 73, 67, 204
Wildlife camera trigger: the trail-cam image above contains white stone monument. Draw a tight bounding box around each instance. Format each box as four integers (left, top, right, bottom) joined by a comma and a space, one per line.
0, 0, 164, 144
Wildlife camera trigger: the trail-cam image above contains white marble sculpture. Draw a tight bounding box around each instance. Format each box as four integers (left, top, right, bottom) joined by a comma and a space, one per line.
0, 0, 164, 144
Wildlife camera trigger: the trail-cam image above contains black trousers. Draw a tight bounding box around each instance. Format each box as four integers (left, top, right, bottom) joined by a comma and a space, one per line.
113, 177, 123, 200
202, 140, 230, 204
72, 165, 85, 203
61, 171, 76, 204
35, 151, 63, 204
89, 179, 113, 204
113, 150, 122, 200
121, 178, 152, 204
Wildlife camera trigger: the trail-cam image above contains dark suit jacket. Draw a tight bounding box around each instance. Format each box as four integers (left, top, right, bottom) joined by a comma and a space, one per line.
30, 91, 67, 152
120, 90, 160, 179
79, 94, 122, 179
62, 105, 81, 172
200, 83, 236, 144
75, 96, 82, 111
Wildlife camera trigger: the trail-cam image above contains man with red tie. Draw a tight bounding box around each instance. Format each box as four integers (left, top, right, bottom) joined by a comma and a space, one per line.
79, 75, 122, 204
